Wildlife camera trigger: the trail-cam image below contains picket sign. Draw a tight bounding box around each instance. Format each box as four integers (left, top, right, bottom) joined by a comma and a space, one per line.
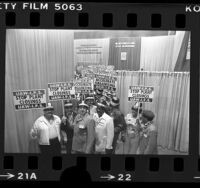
13, 89, 47, 110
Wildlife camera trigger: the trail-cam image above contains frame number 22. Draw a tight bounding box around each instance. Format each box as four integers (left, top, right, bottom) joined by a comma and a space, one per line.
117, 174, 132, 181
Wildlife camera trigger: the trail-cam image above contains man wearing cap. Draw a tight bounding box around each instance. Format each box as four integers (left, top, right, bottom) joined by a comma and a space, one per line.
30, 103, 61, 154
137, 110, 157, 154
94, 100, 114, 154
110, 97, 127, 154
85, 94, 97, 116
124, 102, 142, 154
72, 101, 96, 154
60, 100, 77, 154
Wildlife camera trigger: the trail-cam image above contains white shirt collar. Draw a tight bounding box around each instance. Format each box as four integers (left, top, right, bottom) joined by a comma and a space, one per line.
100, 113, 109, 120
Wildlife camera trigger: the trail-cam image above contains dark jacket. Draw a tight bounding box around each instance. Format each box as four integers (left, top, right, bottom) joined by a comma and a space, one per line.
111, 108, 127, 134
60, 112, 77, 137
60, 112, 77, 154
110, 108, 127, 152
137, 123, 158, 154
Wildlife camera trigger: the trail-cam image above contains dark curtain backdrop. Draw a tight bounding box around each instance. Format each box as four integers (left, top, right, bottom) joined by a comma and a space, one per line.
108, 37, 141, 70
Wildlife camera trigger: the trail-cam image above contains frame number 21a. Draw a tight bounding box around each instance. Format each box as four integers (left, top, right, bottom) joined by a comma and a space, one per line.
17, 172, 37, 180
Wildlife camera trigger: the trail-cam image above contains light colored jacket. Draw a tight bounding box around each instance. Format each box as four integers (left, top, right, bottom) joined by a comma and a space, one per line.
72, 113, 96, 153
30, 115, 61, 145
125, 113, 140, 135
95, 113, 114, 153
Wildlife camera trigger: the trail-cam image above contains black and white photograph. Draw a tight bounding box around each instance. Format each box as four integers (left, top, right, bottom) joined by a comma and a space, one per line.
4, 30, 190, 155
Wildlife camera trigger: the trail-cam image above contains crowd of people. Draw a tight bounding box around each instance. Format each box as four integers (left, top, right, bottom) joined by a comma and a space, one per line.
30, 88, 157, 155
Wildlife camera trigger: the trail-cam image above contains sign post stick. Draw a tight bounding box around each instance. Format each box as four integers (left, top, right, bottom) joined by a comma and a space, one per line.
62, 100, 65, 116
139, 71, 145, 116
137, 103, 140, 119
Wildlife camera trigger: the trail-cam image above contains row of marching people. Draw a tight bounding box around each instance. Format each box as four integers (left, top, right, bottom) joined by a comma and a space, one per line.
30, 89, 157, 155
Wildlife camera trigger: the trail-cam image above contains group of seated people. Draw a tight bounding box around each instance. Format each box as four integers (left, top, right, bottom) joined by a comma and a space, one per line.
30, 88, 157, 155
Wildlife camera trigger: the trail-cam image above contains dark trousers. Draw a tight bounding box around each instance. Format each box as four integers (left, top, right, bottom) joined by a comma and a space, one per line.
112, 132, 120, 154
39, 137, 61, 155
65, 129, 74, 154
65, 139, 73, 154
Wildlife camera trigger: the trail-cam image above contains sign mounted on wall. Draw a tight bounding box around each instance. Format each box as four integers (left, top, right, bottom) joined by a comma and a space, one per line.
121, 52, 127, 61
74, 38, 109, 67
115, 41, 136, 48
13, 89, 47, 110
48, 82, 75, 101
128, 86, 154, 102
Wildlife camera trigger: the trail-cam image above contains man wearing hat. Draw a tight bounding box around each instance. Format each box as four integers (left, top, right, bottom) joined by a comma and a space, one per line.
95, 88, 103, 103
71, 101, 96, 154
110, 97, 127, 154
102, 90, 112, 115
30, 103, 61, 154
124, 102, 142, 154
71, 98, 79, 115
94, 100, 114, 154
137, 110, 157, 154
60, 100, 77, 154
85, 94, 97, 116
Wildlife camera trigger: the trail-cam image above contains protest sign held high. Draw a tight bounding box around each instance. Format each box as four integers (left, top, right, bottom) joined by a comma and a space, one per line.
48, 82, 75, 101
94, 74, 117, 91
13, 89, 46, 110
128, 86, 154, 102
73, 77, 94, 95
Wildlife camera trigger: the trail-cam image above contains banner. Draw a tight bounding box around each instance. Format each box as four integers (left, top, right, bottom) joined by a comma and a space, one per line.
128, 86, 154, 102
48, 82, 75, 101
13, 89, 46, 110
73, 77, 94, 95
74, 38, 109, 67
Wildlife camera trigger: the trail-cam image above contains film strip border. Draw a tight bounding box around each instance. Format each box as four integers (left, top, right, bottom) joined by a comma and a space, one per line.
0, 2, 199, 182
0, 9, 188, 28
0, 155, 200, 182
0, 3, 198, 28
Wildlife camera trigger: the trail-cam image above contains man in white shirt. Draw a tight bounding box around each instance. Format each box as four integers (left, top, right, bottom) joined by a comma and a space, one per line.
30, 103, 61, 154
94, 100, 114, 154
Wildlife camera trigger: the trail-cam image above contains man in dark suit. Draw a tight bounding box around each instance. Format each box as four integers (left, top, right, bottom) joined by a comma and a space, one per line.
60, 100, 77, 154
137, 110, 157, 154
110, 97, 127, 154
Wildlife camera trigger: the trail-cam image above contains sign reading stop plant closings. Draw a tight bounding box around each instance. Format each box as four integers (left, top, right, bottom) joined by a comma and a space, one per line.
13, 89, 47, 110
128, 86, 154, 102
